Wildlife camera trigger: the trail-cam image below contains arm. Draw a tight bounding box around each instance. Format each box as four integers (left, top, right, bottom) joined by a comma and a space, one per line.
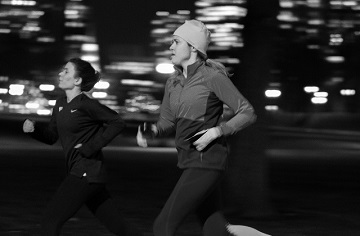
23, 105, 59, 145
76, 100, 126, 158
136, 79, 176, 147
193, 73, 256, 151
209, 72, 256, 136
155, 79, 176, 137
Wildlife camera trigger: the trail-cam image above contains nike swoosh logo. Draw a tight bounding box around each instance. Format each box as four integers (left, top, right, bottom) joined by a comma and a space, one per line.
71, 109, 77, 113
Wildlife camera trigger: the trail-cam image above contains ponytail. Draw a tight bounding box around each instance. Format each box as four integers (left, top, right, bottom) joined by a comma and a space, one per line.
205, 59, 233, 78
198, 52, 232, 77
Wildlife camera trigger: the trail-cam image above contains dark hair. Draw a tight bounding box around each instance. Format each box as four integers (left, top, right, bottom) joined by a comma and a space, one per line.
68, 58, 100, 92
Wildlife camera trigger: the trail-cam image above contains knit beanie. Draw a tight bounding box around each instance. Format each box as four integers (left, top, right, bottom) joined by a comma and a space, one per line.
173, 20, 211, 57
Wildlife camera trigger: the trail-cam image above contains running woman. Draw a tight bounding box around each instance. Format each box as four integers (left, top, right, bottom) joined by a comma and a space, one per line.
23, 58, 140, 236
137, 20, 271, 236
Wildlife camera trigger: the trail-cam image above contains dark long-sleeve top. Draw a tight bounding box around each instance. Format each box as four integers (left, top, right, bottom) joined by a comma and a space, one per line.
31, 93, 125, 182
156, 60, 256, 170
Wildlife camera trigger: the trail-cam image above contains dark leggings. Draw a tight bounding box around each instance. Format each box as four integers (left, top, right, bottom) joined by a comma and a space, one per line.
41, 174, 137, 236
153, 168, 230, 236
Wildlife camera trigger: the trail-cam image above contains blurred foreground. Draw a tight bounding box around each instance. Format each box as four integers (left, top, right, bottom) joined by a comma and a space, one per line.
1, 113, 360, 235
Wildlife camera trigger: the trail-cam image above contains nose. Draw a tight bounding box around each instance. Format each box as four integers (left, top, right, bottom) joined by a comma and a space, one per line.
169, 42, 174, 50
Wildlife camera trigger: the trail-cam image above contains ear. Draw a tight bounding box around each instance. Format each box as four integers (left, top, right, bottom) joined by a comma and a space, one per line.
74, 77, 82, 86
190, 46, 197, 52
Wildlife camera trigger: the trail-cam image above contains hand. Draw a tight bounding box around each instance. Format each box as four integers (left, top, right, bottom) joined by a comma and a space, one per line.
193, 127, 222, 151
136, 125, 148, 147
139, 122, 157, 138
23, 119, 35, 133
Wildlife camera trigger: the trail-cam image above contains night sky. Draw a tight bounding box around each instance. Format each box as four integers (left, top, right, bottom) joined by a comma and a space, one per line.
92, 0, 195, 60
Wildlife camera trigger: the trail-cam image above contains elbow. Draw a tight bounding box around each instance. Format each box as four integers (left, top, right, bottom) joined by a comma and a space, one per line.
250, 112, 257, 125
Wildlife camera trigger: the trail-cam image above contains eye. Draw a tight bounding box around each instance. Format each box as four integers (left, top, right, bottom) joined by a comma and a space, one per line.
59, 67, 67, 74
171, 39, 179, 46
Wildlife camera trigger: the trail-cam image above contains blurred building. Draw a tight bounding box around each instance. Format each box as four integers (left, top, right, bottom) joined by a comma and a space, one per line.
150, 0, 246, 74
128, 0, 360, 115
1, 0, 359, 117
272, 0, 360, 112
195, 0, 246, 73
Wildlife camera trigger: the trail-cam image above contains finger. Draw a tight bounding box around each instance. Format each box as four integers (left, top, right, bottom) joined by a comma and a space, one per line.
143, 122, 147, 131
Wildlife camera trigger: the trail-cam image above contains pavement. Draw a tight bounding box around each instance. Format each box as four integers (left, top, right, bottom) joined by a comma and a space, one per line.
1, 113, 360, 235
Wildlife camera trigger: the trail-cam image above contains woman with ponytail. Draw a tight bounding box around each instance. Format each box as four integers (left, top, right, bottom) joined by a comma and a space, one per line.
23, 58, 139, 235
137, 20, 270, 236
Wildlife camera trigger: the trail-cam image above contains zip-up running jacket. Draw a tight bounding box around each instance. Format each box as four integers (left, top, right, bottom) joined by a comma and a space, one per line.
156, 60, 256, 170
30, 93, 126, 182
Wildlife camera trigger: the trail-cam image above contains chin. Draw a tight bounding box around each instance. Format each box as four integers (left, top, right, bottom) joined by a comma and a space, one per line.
171, 60, 179, 66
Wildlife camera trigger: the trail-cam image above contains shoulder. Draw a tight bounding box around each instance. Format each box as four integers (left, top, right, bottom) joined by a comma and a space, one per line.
165, 71, 181, 88
202, 66, 228, 83
81, 93, 100, 103
204, 70, 235, 92
77, 93, 102, 109
55, 95, 66, 106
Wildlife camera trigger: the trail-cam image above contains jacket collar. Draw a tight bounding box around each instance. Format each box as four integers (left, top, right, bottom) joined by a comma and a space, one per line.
174, 60, 205, 79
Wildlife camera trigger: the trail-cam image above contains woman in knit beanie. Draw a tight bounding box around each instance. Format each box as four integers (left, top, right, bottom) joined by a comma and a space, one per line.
137, 20, 270, 236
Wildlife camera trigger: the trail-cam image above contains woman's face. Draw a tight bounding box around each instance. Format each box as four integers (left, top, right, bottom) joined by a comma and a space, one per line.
169, 35, 192, 67
58, 62, 78, 91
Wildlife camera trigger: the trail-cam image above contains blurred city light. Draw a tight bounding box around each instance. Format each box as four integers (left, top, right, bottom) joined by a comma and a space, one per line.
265, 105, 279, 111
105, 62, 154, 75
121, 79, 155, 87
80, 55, 99, 63
37, 109, 51, 116
39, 84, 55, 91
265, 89, 282, 98
156, 63, 175, 74
325, 56, 345, 63
279, 0, 294, 8
48, 100, 56, 106
36, 36, 55, 42
0, 28, 10, 33
94, 81, 110, 89
314, 91, 328, 97
9, 84, 24, 96
92, 91, 107, 98
340, 89, 356, 96
81, 43, 99, 52
25, 101, 39, 109
1, 0, 36, 6
0, 88, 8, 94
304, 86, 320, 93
156, 11, 170, 16
330, 34, 343, 45
124, 94, 160, 114
311, 97, 328, 104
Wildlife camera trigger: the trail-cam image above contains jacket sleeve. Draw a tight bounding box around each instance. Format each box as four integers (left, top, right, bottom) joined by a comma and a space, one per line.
77, 100, 126, 158
155, 79, 176, 137
30, 103, 59, 145
207, 72, 257, 136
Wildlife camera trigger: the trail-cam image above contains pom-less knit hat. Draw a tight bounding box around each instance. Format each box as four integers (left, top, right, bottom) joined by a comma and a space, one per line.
173, 20, 211, 57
